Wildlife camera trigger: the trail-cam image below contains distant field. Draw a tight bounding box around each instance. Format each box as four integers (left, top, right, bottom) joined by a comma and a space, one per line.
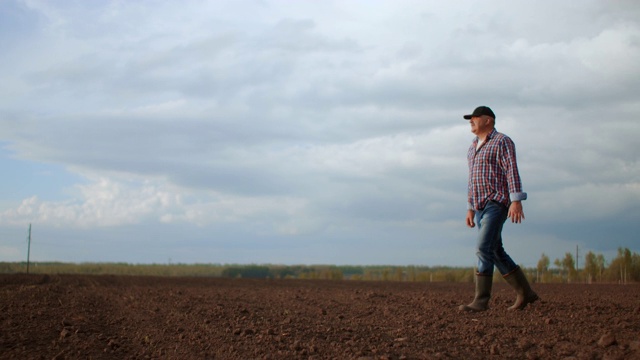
2, 259, 637, 284
0, 261, 480, 282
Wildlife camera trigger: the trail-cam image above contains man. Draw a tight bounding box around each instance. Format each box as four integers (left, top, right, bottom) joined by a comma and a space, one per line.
459, 106, 539, 312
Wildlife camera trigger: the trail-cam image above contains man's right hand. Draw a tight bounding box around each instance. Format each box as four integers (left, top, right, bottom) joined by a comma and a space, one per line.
466, 210, 476, 228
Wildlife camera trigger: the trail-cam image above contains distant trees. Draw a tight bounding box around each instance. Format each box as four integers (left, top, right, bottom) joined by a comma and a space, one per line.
221, 265, 270, 279
583, 251, 606, 283
536, 253, 550, 283
562, 252, 578, 282
2, 247, 638, 284
608, 247, 637, 284
540, 247, 639, 284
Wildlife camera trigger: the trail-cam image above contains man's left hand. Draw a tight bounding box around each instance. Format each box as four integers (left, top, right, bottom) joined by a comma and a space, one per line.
508, 201, 525, 223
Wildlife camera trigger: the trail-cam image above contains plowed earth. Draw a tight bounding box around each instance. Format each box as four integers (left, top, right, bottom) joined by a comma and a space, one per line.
1, 274, 639, 360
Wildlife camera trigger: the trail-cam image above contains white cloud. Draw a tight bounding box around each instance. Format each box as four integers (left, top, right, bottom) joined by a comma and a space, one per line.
1, 178, 175, 227
579, 24, 640, 75
0, 0, 638, 265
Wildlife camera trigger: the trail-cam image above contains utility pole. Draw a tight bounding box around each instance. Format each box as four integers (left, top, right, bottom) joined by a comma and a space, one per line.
575, 245, 580, 283
26, 224, 32, 274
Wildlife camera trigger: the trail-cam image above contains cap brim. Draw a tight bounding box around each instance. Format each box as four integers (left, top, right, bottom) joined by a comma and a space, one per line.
463, 114, 472, 120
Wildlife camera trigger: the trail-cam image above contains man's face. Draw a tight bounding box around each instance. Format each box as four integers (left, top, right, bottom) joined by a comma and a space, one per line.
468, 115, 492, 135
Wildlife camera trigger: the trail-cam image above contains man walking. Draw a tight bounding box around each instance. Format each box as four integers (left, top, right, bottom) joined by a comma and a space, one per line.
459, 106, 539, 312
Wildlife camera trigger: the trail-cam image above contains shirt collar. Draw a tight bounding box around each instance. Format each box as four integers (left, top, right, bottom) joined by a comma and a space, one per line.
475, 128, 498, 143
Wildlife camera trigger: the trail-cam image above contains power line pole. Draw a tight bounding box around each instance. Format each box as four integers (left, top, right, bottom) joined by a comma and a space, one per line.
26, 224, 32, 274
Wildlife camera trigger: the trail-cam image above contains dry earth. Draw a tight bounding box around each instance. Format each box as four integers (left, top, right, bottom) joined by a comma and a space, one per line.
1, 274, 639, 359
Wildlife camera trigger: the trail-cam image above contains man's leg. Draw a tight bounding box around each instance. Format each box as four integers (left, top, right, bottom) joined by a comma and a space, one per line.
459, 273, 493, 312
476, 201, 509, 275
492, 233, 518, 276
503, 266, 539, 310
483, 202, 539, 310
459, 202, 506, 312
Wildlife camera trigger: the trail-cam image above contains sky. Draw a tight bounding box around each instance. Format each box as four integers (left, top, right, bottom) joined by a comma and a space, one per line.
1, 0, 639, 268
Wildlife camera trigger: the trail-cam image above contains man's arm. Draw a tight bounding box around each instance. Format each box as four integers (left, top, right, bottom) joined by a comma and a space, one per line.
500, 137, 527, 223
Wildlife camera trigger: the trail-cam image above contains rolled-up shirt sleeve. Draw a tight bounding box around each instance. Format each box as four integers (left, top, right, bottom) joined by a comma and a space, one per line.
510, 192, 527, 202
500, 137, 527, 203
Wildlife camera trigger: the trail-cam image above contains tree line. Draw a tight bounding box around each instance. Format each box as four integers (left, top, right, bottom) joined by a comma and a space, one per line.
536, 247, 639, 284
0, 262, 475, 282
0, 247, 637, 283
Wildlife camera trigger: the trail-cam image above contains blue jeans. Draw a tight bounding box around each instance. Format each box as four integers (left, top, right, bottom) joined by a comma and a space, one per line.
475, 201, 518, 276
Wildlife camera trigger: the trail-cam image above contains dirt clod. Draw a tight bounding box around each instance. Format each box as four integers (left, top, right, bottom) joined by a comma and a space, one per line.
59, 328, 71, 339
598, 332, 617, 348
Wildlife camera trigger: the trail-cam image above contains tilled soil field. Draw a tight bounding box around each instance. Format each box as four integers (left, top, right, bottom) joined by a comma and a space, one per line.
1, 274, 639, 359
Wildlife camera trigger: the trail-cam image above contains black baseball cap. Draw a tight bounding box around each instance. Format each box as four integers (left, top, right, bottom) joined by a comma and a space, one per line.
463, 106, 495, 120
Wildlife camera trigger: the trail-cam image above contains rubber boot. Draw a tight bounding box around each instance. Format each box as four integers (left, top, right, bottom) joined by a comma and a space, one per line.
459, 274, 492, 312
504, 267, 539, 310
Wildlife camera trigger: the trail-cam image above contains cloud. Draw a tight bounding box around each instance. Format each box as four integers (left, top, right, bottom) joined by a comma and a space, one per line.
0, 0, 639, 265
1, 178, 175, 227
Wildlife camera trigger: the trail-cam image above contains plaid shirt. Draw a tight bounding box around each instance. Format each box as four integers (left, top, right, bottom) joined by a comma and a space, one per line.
467, 129, 527, 211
